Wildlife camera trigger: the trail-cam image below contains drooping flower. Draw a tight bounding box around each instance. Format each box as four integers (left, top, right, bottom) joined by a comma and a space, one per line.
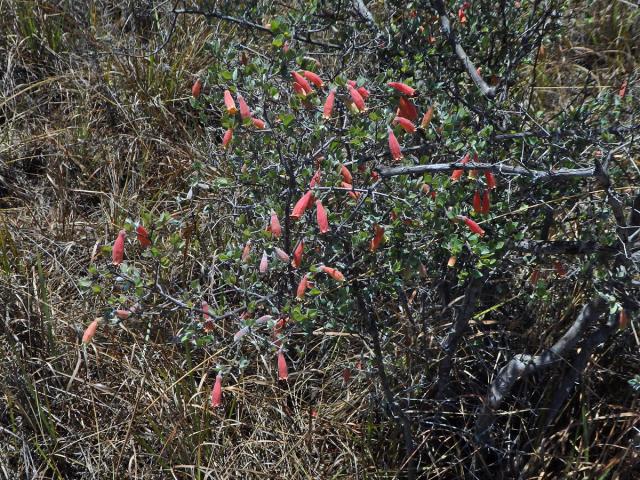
112, 230, 126, 265
420, 106, 434, 129
347, 80, 370, 99
291, 239, 304, 268
115, 309, 131, 320
274, 247, 290, 263
388, 128, 403, 161
222, 128, 233, 148
223, 90, 237, 115
340, 164, 353, 184
482, 189, 491, 214
211, 374, 223, 408
619, 80, 628, 98
451, 153, 470, 182
192, 79, 202, 98
619, 308, 629, 329
316, 200, 330, 234
237, 94, 251, 119
342, 368, 351, 384
296, 274, 309, 299
321, 265, 345, 281
348, 85, 366, 111
82, 319, 99, 343
388, 81, 416, 96
241, 240, 252, 262
393, 116, 417, 134
136, 225, 151, 248
310, 169, 322, 188
397, 96, 418, 121
485, 171, 497, 189
458, 215, 485, 236
323, 90, 335, 119
303, 70, 324, 88
251, 117, 266, 129
277, 350, 289, 380
291, 191, 314, 220
291, 71, 313, 94
341, 181, 361, 200
473, 191, 482, 214
259, 250, 269, 273
369, 224, 385, 252
270, 210, 282, 238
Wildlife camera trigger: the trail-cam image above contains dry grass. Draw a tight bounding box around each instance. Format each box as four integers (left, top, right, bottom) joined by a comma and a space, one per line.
1, 1, 639, 479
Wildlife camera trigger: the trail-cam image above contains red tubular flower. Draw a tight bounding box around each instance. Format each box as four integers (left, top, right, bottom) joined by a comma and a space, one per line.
451, 153, 470, 182
291, 191, 314, 220
397, 96, 418, 121
316, 200, 330, 234
482, 189, 491, 214
259, 251, 269, 273
348, 85, 366, 111
292, 82, 307, 96
485, 171, 497, 189
241, 240, 252, 262
341, 181, 361, 200
342, 368, 351, 384
291, 71, 313, 94
211, 374, 223, 408
393, 116, 417, 134
371, 170, 380, 181
223, 90, 237, 115
82, 319, 99, 343
619, 308, 628, 329
458, 8, 467, 23
303, 70, 324, 88
473, 191, 482, 214
619, 80, 628, 98
112, 229, 126, 265
274, 247, 290, 263
310, 169, 322, 188
321, 265, 345, 281
347, 80, 370, 99
458, 215, 485, 236
136, 225, 151, 248
369, 224, 385, 252
115, 309, 131, 320
222, 128, 233, 148
291, 239, 304, 268
192, 79, 202, 98
420, 106, 434, 129
237, 94, 251, 119
278, 350, 289, 380
323, 90, 335, 119
296, 273, 309, 298
388, 128, 403, 161
251, 117, 266, 129
388, 81, 416, 96
270, 210, 282, 238
340, 165, 353, 184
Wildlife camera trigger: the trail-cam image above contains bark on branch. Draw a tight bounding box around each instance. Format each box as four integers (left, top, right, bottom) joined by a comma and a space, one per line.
513, 240, 618, 256
475, 298, 607, 441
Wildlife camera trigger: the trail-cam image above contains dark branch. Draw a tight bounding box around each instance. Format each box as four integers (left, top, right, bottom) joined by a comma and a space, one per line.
513, 240, 618, 256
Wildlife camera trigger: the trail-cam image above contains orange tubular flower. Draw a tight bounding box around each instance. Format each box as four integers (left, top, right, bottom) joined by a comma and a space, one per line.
321, 265, 345, 282
115, 309, 131, 320
112, 230, 126, 265
303, 70, 324, 88
136, 225, 151, 248
259, 251, 269, 273
447, 256, 457, 268
291, 71, 313, 94
397, 96, 418, 121
192, 79, 202, 98
278, 350, 289, 380
316, 200, 330, 234
619, 80, 628, 98
237, 94, 251, 119
458, 215, 485, 236
482, 189, 491, 214
251, 117, 266, 129
270, 210, 282, 238
82, 319, 99, 343
241, 240, 252, 262
388, 81, 416, 96
619, 308, 629, 329
291, 239, 304, 268
274, 247, 290, 263
485, 171, 497, 189
323, 90, 335, 119
369, 224, 385, 252
310, 169, 321, 188
296, 273, 309, 299
293, 82, 307, 96
348, 85, 366, 111
451, 153, 470, 182
420, 106, 434, 129
388, 128, 403, 161
340, 165, 353, 184
393, 116, 417, 134
223, 90, 237, 114
291, 191, 314, 220
211, 374, 223, 408
341, 181, 361, 200
473, 191, 482, 214
222, 128, 233, 148
347, 80, 370, 99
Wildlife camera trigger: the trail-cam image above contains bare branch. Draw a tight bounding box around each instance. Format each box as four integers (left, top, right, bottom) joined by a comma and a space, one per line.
513, 240, 618, 256
351, 0, 379, 33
